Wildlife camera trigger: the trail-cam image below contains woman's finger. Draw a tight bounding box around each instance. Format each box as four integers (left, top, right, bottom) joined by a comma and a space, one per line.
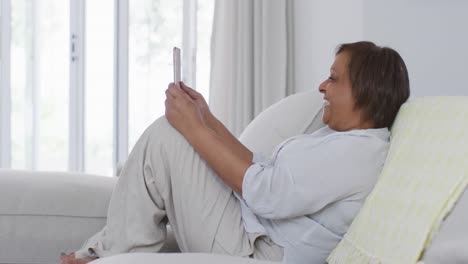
165, 89, 172, 99
180, 82, 199, 98
165, 88, 179, 100
180, 88, 195, 102
171, 84, 195, 103
166, 85, 182, 99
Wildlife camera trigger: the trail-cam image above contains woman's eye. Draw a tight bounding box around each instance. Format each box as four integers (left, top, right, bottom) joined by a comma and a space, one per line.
328, 76, 335, 81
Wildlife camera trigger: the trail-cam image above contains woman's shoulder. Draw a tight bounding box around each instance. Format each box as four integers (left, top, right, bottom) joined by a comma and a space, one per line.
280, 126, 390, 164
308, 126, 390, 145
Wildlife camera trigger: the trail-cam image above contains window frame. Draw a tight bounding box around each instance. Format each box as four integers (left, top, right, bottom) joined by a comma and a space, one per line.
114, 0, 129, 175
0, 0, 11, 168
69, 0, 86, 171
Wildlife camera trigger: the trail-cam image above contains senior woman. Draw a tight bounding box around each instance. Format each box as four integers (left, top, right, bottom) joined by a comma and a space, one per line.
62, 41, 410, 264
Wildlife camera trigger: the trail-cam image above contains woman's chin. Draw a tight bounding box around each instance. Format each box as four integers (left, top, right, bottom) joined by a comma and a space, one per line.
321, 113, 330, 125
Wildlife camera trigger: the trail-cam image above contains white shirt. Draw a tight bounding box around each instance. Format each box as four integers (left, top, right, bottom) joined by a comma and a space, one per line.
238, 126, 390, 264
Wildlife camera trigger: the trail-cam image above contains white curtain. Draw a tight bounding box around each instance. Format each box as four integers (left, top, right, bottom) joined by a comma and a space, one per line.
209, 0, 295, 136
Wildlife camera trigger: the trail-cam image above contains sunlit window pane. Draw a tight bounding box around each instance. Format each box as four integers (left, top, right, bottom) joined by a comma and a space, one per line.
128, 0, 183, 152
11, 0, 69, 170
11, 0, 31, 169
196, 0, 214, 100
85, 0, 114, 176
36, 0, 69, 171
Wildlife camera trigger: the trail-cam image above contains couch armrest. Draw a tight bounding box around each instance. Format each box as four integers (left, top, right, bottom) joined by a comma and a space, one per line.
0, 169, 116, 264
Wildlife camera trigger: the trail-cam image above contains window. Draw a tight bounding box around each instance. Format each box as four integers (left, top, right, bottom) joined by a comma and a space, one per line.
127, 0, 214, 153
11, 0, 70, 171
0, 0, 214, 176
127, 0, 184, 153
85, 0, 115, 176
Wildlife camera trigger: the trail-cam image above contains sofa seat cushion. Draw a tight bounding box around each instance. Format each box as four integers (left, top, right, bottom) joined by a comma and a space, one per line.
90, 253, 280, 264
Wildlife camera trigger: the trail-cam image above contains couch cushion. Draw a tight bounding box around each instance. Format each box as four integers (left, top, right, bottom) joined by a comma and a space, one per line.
0, 169, 116, 264
422, 187, 468, 263
327, 97, 468, 263
239, 90, 325, 156
90, 253, 279, 264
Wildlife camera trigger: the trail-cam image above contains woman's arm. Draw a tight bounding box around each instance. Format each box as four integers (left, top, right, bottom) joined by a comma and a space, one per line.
186, 124, 251, 193
204, 112, 254, 164
179, 82, 253, 161
165, 83, 252, 193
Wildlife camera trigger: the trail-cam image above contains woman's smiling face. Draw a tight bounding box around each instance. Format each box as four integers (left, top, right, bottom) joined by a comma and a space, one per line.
318, 51, 373, 131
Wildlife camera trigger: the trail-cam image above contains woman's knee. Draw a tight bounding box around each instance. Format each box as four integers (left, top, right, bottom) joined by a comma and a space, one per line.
148, 116, 172, 134
143, 116, 191, 154
142, 116, 181, 142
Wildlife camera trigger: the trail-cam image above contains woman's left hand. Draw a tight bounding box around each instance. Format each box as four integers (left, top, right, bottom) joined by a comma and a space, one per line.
165, 82, 205, 135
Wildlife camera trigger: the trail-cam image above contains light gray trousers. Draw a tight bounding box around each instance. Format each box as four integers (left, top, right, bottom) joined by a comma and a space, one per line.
75, 117, 283, 261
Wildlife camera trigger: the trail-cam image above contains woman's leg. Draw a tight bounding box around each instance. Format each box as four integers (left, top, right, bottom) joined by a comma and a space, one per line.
74, 117, 254, 259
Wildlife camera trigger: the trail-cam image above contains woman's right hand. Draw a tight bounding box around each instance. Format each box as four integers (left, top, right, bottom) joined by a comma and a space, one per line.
179, 82, 216, 129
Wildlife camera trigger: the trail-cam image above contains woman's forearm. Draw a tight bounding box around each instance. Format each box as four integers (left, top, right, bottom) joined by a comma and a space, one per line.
185, 124, 251, 193
205, 113, 253, 163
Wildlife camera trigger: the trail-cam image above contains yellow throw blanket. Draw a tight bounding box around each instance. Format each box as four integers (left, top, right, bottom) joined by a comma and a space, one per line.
328, 97, 468, 264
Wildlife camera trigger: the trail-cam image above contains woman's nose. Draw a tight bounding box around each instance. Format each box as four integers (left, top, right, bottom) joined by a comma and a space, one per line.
318, 80, 327, 93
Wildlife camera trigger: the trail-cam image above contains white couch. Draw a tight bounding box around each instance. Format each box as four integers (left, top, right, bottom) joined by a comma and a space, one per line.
0, 91, 324, 264
1, 91, 466, 264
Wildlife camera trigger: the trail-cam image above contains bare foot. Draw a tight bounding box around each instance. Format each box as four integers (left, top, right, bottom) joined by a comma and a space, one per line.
60, 253, 97, 264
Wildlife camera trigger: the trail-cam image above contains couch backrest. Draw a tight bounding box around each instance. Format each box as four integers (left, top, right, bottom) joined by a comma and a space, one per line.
239, 90, 325, 156
0, 169, 116, 264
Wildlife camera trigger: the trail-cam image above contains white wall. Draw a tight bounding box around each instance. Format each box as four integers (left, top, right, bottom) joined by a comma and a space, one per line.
294, 0, 468, 97
294, 0, 363, 93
